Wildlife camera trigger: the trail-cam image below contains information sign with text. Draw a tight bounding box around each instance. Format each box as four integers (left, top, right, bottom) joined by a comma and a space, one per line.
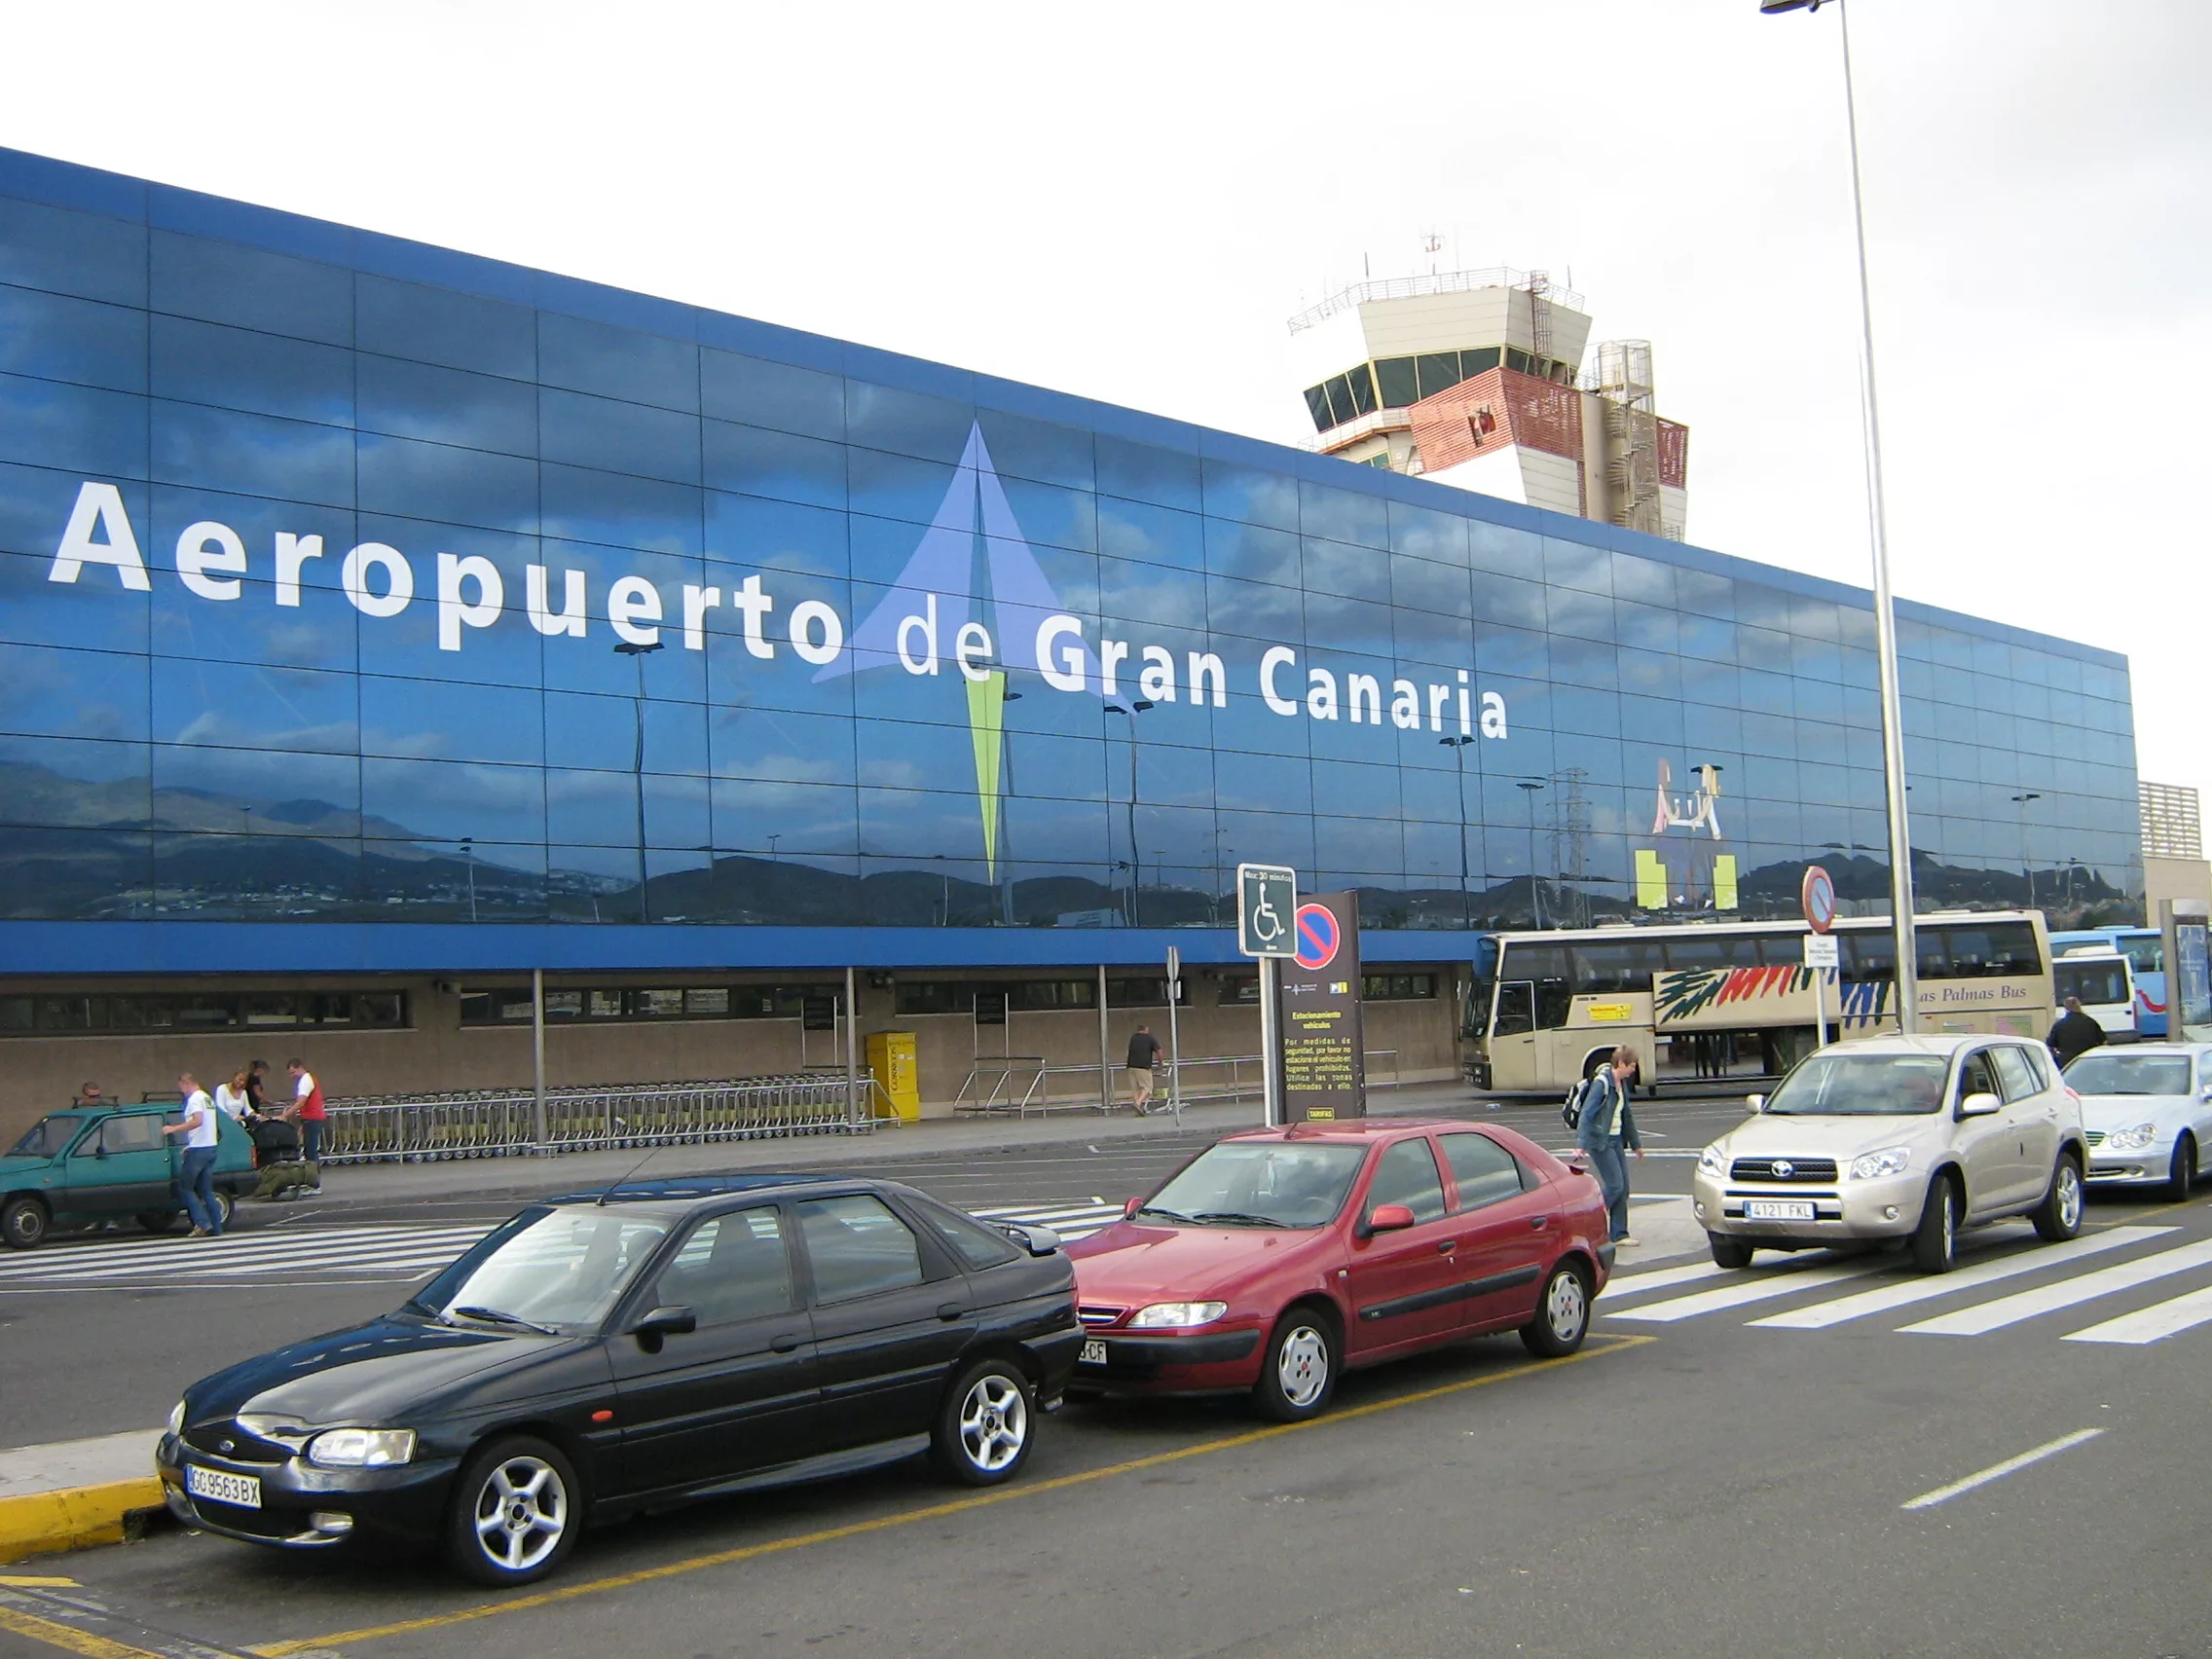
1277, 891, 1365, 1121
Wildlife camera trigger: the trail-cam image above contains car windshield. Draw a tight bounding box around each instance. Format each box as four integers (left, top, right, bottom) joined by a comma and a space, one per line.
1141, 1141, 1368, 1229
7, 1117, 80, 1159
1765, 1053, 1950, 1116
2065, 1053, 2193, 1096
406, 1205, 673, 1333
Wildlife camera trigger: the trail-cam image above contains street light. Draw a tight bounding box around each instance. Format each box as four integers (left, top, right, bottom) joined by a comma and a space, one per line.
613, 639, 665, 921
2010, 792, 2042, 910
460, 835, 476, 923
767, 833, 781, 863
1761, 0, 1922, 1030
999, 680, 1022, 927
1439, 735, 1477, 929
1516, 779, 1546, 930
1104, 700, 1153, 926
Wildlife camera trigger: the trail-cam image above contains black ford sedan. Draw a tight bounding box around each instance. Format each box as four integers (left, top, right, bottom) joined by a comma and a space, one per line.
157, 1176, 1083, 1584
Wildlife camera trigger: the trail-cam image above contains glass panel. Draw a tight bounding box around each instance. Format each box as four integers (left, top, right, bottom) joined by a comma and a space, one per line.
1374, 356, 1419, 408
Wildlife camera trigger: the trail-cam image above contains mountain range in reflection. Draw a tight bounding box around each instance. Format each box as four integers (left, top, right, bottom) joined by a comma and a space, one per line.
0, 758, 2134, 929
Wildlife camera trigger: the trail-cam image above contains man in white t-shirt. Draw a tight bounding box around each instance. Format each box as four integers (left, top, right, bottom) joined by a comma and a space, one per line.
162, 1071, 226, 1236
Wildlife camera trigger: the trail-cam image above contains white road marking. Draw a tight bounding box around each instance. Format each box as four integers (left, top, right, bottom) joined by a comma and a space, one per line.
1597, 1260, 1735, 1300
2063, 1281, 2212, 1345
1750, 1228, 2177, 1330
1899, 1428, 2105, 1511
1605, 1257, 1894, 1323
1900, 1238, 2212, 1336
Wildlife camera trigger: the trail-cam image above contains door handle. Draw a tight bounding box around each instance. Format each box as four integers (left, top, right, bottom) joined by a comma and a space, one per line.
1530, 1215, 1551, 1230
937, 1302, 965, 1321
769, 1333, 802, 1353
1436, 1239, 1456, 1254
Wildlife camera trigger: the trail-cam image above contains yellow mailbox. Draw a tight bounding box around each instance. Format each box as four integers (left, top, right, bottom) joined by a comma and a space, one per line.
865, 1030, 921, 1122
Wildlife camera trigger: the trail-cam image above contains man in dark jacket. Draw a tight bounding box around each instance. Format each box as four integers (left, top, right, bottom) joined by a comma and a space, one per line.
2047, 997, 2108, 1066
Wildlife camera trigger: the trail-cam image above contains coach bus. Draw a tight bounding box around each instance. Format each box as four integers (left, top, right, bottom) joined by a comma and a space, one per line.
2050, 926, 2164, 1037
1461, 909, 2054, 1095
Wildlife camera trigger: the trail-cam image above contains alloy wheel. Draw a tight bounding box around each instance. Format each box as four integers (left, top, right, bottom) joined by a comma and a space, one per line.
1546, 1267, 1588, 1344
471, 1454, 568, 1573
1276, 1324, 1330, 1409
2056, 1162, 2083, 1232
957, 1374, 1029, 1474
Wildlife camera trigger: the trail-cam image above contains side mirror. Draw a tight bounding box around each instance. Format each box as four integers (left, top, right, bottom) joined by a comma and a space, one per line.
632, 1306, 696, 1342
999, 1222, 1062, 1257
1746, 1093, 1766, 1114
1363, 1203, 1417, 1236
1958, 1091, 2003, 1119
1124, 1196, 1143, 1219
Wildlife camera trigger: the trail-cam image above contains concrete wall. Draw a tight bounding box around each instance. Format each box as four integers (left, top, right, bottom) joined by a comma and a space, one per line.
0, 968, 1464, 1149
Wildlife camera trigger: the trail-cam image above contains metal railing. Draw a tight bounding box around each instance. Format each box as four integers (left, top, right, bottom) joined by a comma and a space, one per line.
1285, 267, 1585, 334
318, 1072, 867, 1164
952, 1051, 1402, 1118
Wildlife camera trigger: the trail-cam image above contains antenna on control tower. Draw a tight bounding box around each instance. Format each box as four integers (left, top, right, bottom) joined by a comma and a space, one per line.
1421, 230, 1445, 274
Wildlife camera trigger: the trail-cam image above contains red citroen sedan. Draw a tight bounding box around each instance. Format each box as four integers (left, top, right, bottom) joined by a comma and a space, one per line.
1065, 1119, 1611, 1420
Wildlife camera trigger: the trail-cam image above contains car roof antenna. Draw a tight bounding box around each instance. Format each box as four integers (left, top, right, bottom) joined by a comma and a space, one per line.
595, 1147, 659, 1207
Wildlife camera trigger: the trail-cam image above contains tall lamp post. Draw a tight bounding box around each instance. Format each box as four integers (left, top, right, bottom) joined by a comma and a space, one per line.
1440, 735, 1478, 929
1104, 700, 1153, 926
2010, 792, 2042, 911
1760, 0, 1921, 1030
1516, 778, 1546, 930
614, 639, 665, 920
460, 835, 476, 923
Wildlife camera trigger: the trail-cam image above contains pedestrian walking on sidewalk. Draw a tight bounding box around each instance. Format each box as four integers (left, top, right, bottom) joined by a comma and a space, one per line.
1573, 1045, 1644, 1247
162, 1072, 225, 1236
284, 1059, 327, 1190
2046, 997, 2107, 1066
1125, 1025, 1162, 1115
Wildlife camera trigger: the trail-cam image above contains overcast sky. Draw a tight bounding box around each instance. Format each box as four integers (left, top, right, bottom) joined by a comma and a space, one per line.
7, 1, 2206, 840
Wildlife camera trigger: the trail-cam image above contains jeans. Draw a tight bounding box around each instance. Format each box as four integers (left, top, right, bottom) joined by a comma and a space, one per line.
1588, 1136, 1631, 1241
300, 1119, 324, 1166
178, 1145, 222, 1235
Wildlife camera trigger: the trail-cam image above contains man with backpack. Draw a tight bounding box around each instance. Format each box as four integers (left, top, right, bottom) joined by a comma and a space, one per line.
1570, 1045, 1644, 1247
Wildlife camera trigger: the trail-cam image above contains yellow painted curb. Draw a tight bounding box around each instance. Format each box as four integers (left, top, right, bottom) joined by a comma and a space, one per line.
0, 1479, 166, 1562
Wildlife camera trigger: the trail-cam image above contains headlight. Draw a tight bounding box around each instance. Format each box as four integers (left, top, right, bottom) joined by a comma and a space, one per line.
2107, 1123, 2158, 1152
166, 1400, 186, 1438
1849, 1146, 1912, 1180
1697, 1145, 1726, 1177
307, 1428, 417, 1468
1127, 1301, 1229, 1329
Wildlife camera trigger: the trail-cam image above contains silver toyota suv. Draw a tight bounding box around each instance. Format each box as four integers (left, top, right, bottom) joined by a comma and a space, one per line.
1691, 1033, 2087, 1274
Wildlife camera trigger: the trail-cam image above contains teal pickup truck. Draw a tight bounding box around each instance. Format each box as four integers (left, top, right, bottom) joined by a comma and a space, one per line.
1, 1105, 257, 1248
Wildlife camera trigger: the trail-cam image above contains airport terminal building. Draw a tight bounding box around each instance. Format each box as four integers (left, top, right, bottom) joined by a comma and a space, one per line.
0, 147, 2145, 1128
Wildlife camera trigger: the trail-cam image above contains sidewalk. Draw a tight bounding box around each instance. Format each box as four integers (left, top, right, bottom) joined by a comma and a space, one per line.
0, 1432, 162, 1562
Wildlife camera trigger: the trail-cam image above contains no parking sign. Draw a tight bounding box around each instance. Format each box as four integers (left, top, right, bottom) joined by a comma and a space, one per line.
1277, 891, 1364, 1121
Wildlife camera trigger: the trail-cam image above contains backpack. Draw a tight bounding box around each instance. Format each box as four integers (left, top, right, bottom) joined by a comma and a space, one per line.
1562, 1070, 1605, 1132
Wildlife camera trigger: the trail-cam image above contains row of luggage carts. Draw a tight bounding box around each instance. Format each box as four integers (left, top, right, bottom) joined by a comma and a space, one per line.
317, 1072, 866, 1162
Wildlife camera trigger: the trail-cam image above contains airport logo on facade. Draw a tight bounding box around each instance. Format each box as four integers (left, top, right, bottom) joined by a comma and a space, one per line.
43, 428, 1512, 876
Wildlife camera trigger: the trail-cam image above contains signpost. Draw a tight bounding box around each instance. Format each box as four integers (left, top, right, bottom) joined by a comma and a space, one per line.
1277, 892, 1367, 1122
1802, 866, 1837, 1049
1163, 943, 1184, 1125
1236, 864, 1297, 1127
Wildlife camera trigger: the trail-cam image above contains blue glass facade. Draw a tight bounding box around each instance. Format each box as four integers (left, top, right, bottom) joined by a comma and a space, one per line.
0, 147, 2143, 976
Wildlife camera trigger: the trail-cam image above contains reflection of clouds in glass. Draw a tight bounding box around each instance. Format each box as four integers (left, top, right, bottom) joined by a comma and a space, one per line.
859, 758, 927, 790
170, 709, 358, 752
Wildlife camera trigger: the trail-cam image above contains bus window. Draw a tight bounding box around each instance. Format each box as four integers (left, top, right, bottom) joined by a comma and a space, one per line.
2121, 935, 2163, 975
1841, 930, 1895, 983
1941, 923, 2041, 978
1664, 934, 1764, 971
1571, 939, 1667, 994
2054, 956, 2128, 1010
1493, 981, 1535, 1036
1499, 943, 1574, 1030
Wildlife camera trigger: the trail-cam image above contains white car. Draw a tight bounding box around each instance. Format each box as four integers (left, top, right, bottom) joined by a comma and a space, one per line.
1691, 1033, 2088, 1274
2064, 1045, 2212, 1199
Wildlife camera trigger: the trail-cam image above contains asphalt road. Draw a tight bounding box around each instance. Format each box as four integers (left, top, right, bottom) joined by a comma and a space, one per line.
4, 1173, 2209, 1659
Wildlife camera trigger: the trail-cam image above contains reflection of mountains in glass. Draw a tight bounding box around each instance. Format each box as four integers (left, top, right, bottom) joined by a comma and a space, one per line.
0, 758, 2135, 929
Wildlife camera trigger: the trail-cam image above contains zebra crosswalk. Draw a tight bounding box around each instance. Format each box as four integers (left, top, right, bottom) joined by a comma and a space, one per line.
0, 1199, 1127, 1291
1601, 1223, 2212, 1347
